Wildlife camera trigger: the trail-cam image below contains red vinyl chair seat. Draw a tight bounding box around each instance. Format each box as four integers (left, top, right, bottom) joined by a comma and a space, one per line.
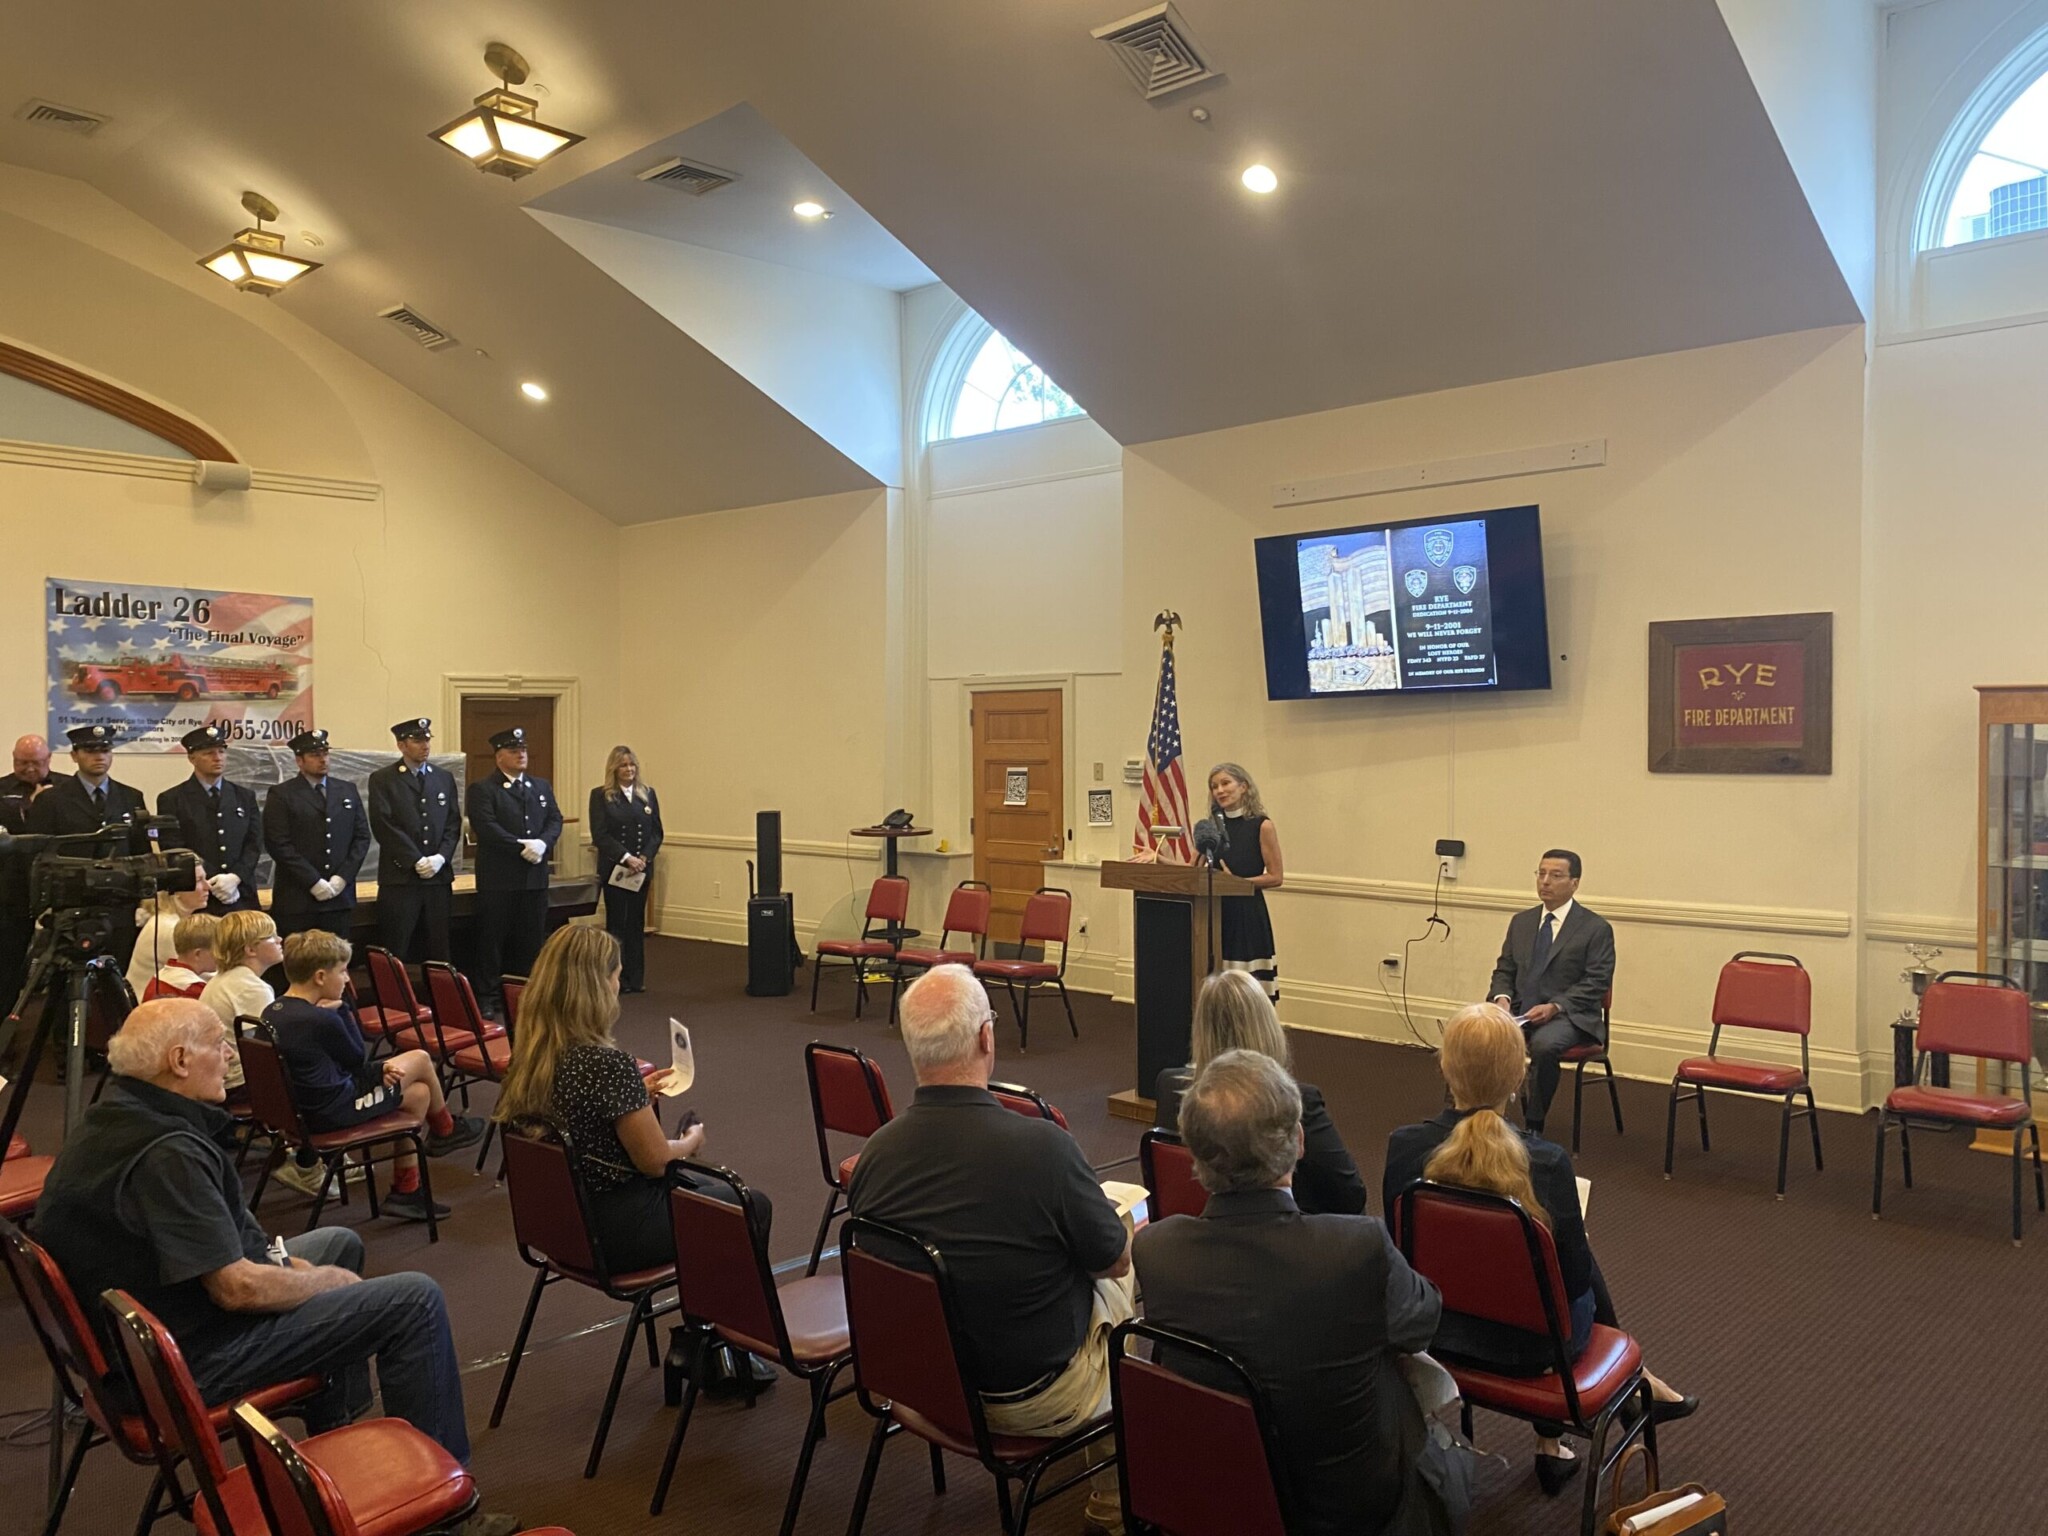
6, 1133, 28, 1160
452, 1036, 515, 1077
541, 1256, 677, 1294
817, 938, 898, 960
1673, 1056, 1805, 1093
353, 1005, 416, 1037
716, 1273, 852, 1364
0, 1156, 54, 1219
894, 946, 978, 970
974, 959, 1059, 983
111, 1373, 325, 1460
838, 1152, 861, 1186
1884, 1084, 2031, 1127
304, 1108, 425, 1155
197, 1415, 475, 1536
893, 1403, 1061, 1465
1558, 1042, 1606, 1063
1446, 1325, 1642, 1422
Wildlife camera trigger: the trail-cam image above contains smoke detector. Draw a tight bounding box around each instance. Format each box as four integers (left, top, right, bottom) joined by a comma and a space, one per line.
1092, 4, 1218, 100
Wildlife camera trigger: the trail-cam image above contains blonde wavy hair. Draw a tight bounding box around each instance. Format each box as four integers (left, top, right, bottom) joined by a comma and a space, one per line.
493, 925, 624, 1123
1205, 762, 1266, 819
602, 745, 647, 800
1424, 1003, 1549, 1226
1191, 969, 1290, 1073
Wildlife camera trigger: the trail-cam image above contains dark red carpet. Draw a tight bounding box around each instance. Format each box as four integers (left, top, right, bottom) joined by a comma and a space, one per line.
1, 936, 2038, 1533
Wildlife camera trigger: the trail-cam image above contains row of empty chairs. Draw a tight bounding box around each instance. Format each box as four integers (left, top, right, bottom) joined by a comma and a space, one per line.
812, 878, 1080, 1048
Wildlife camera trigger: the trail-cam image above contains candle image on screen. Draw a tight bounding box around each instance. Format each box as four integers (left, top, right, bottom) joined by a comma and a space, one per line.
1298, 531, 1401, 694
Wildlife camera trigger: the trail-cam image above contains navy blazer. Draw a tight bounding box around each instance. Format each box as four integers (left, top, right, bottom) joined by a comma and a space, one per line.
1154, 1068, 1367, 1215
466, 774, 562, 891
589, 785, 663, 884
1487, 901, 1615, 1043
262, 775, 369, 915
26, 774, 148, 849
156, 777, 263, 909
367, 761, 461, 885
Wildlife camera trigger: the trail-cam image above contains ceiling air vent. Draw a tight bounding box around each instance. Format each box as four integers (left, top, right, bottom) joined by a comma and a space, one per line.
377, 304, 458, 352
1092, 4, 1217, 100
15, 99, 110, 135
634, 157, 737, 195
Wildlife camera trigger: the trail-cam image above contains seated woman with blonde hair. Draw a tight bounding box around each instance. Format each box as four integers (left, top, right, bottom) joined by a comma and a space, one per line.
1154, 968, 1365, 1215
1383, 1003, 1697, 1496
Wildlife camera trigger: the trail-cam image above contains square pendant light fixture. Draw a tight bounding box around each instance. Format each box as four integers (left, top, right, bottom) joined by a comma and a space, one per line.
197, 192, 322, 295
431, 42, 582, 179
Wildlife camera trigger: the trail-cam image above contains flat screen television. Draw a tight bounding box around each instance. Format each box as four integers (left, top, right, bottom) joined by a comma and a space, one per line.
1253, 504, 1552, 700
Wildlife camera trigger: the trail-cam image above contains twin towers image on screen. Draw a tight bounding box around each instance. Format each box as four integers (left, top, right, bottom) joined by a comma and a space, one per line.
1296, 517, 1498, 694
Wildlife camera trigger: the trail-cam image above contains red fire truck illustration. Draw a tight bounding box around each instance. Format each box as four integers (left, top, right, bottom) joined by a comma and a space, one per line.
68, 655, 298, 703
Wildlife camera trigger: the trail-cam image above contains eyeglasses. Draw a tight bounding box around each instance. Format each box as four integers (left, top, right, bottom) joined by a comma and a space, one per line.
1534, 869, 1574, 881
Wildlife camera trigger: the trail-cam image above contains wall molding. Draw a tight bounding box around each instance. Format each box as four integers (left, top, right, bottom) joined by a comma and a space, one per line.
0, 436, 381, 500
1861, 911, 1976, 946
927, 461, 1120, 502
0, 339, 235, 461
664, 831, 879, 861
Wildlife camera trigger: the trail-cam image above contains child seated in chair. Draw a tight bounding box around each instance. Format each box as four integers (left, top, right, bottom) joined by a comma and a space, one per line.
142, 912, 220, 1001
262, 930, 484, 1223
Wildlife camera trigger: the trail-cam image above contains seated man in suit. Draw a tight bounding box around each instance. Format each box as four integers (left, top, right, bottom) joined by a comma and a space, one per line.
1487, 849, 1614, 1135
848, 964, 1133, 1534
1136, 1050, 1453, 1536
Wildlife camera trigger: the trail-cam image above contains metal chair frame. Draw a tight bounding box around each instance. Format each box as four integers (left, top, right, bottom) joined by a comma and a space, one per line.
803, 1040, 895, 1275
976, 887, 1078, 1052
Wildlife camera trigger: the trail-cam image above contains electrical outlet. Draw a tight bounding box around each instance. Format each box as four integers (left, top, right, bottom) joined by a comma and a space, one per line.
1437, 856, 1460, 882
1382, 953, 1402, 975
1079, 917, 1089, 936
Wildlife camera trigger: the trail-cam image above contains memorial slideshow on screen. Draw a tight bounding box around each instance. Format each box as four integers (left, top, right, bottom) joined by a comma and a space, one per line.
1253, 504, 1552, 700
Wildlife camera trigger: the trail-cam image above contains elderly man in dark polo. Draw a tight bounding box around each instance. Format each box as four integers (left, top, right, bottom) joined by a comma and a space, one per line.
34, 998, 492, 1485
847, 963, 1133, 1533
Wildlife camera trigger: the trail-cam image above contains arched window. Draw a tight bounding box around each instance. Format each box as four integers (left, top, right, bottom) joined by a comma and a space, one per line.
1940, 69, 2048, 246
933, 322, 1085, 442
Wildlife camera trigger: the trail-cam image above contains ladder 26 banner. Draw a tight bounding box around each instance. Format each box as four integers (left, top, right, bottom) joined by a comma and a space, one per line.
45, 579, 315, 754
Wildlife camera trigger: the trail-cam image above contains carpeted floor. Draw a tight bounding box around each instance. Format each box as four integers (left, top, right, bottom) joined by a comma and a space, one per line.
2, 936, 2040, 1534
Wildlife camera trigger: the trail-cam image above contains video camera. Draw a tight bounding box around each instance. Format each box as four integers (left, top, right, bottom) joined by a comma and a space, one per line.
30, 846, 199, 916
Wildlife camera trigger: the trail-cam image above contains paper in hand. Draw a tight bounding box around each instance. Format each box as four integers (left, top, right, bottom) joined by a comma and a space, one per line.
660, 1019, 695, 1097
608, 864, 648, 891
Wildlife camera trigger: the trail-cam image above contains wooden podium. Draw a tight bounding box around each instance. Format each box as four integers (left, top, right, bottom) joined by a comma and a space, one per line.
1100, 859, 1258, 1122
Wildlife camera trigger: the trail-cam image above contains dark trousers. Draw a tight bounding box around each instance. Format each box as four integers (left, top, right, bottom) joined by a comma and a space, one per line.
379, 882, 451, 963
474, 887, 546, 1000
274, 903, 354, 940
186, 1227, 472, 1463
0, 908, 32, 1021
590, 1173, 774, 1273
601, 880, 648, 989
1524, 1017, 1596, 1131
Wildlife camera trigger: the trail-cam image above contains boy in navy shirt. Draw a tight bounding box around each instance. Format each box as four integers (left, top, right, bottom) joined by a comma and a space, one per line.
264, 930, 483, 1222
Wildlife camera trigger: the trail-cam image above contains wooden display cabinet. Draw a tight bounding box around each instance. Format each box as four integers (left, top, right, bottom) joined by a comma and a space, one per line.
1974, 686, 2048, 1150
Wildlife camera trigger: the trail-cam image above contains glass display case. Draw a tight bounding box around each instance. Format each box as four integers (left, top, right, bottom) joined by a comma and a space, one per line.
1978, 686, 2048, 1101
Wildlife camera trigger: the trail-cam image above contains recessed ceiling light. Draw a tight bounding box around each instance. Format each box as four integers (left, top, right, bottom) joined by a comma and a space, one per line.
1241, 164, 1278, 195
520, 381, 548, 401
792, 200, 828, 219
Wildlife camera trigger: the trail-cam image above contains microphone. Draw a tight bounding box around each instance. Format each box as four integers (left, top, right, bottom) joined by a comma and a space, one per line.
1191, 814, 1226, 867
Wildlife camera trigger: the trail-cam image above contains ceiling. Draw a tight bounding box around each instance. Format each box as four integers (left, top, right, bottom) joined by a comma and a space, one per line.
0, 1, 1859, 522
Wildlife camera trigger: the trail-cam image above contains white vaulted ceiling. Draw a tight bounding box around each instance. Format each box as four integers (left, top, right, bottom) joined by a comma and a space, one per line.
0, 1, 1860, 522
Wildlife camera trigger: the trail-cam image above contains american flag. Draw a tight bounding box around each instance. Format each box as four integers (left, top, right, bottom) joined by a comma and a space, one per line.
1134, 637, 1193, 862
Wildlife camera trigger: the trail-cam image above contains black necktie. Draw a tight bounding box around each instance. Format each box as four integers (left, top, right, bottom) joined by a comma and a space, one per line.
91, 785, 106, 816
1530, 911, 1556, 976
316, 780, 328, 810
208, 785, 221, 814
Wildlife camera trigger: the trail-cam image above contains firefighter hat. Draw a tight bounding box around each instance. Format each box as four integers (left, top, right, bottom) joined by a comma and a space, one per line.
181, 725, 227, 753
488, 727, 527, 751
288, 729, 330, 756
391, 717, 432, 741
66, 724, 116, 748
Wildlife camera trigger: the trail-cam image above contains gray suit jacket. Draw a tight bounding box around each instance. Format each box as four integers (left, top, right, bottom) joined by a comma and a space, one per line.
1487, 902, 1615, 1042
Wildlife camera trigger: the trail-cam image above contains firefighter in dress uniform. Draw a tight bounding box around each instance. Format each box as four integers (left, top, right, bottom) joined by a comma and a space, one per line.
0, 735, 64, 1019
465, 726, 561, 1012
156, 725, 263, 913
27, 724, 150, 965
367, 718, 461, 963
262, 729, 370, 939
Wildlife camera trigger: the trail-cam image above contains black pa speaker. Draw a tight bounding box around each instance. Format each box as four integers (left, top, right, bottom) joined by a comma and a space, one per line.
747, 895, 796, 996
756, 810, 783, 898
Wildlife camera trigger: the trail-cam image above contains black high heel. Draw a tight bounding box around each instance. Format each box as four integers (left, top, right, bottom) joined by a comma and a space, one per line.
1534, 1450, 1582, 1496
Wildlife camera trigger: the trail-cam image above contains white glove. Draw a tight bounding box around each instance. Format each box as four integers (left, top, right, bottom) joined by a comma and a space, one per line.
311, 876, 341, 901
519, 839, 546, 864
414, 856, 437, 878
425, 853, 446, 876
208, 873, 240, 901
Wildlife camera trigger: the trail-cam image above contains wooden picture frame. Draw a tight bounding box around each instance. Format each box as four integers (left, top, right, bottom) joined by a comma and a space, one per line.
1648, 612, 1832, 774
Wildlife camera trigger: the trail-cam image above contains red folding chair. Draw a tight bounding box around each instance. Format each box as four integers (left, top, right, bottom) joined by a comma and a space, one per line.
1560, 989, 1624, 1154
421, 961, 513, 1170
891, 881, 993, 1019
804, 1040, 895, 1275
651, 1163, 854, 1532
493, 1116, 679, 1478
0, 1147, 53, 1222
974, 887, 1078, 1051
1109, 1319, 1293, 1536
1139, 1128, 1206, 1222
107, 1290, 478, 1536
0, 1219, 321, 1536
1395, 1181, 1655, 1536
811, 875, 911, 1018
990, 1081, 1070, 1129
360, 946, 455, 1058
1875, 971, 2044, 1244
1665, 951, 1822, 1197
501, 974, 527, 1034
230, 1399, 484, 1536
839, 1215, 1115, 1535
240, 1021, 438, 1240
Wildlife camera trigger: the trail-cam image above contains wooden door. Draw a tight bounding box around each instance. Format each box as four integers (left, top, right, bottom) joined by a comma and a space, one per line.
971, 690, 1064, 947
459, 696, 559, 852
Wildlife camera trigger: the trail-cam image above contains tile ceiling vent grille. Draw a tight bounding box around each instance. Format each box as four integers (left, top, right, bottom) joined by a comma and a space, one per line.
635, 157, 737, 195
1091, 4, 1217, 100
377, 305, 458, 351
15, 99, 110, 135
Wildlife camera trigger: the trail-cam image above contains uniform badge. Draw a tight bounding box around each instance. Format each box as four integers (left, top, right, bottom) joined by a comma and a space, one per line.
643, 803, 653, 815
1404, 568, 1429, 598
1424, 528, 1455, 567
1453, 564, 1478, 594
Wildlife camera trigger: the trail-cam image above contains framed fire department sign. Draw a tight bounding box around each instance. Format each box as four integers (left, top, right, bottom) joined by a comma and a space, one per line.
45, 579, 315, 754
1648, 611, 1831, 775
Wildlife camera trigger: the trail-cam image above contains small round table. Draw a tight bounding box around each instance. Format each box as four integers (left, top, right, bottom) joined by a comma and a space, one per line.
850, 824, 930, 880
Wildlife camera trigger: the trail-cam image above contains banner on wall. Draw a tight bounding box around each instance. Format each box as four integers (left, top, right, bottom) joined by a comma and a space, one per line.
45, 579, 315, 754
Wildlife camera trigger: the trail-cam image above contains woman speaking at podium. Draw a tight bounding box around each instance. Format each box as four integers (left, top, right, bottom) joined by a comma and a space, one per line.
1135, 762, 1286, 1001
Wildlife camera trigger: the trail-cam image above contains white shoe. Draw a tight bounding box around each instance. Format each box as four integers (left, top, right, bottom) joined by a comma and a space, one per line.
273, 1160, 331, 1198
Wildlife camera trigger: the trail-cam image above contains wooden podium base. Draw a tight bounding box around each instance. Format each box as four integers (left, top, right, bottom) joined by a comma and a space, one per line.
1108, 1090, 1156, 1124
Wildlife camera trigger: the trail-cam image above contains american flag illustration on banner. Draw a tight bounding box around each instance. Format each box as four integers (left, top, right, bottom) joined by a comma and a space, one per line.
1134, 613, 1193, 862
45, 579, 315, 754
